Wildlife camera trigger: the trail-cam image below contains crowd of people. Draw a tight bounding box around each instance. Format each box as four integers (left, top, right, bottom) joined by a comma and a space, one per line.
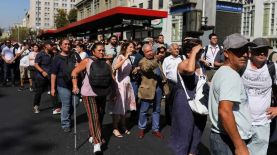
0, 33, 277, 155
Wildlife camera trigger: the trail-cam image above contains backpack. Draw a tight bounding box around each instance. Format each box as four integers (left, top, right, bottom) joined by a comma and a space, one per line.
58, 52, 81, 87
88, 57, 112, 96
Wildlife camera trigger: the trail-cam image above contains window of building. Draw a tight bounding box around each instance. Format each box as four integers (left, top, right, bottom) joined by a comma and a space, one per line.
148, 0, 153, 9
139, 3, 143, 8
263, 3, 270, 36
54, 3, 59, 7
159, 0, 163, 9
94, 0, 100, 14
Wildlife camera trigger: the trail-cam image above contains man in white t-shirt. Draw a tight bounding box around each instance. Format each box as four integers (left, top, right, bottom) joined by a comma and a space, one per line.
16, 44, 32, 91
209, 33, 254, 155
1, 40, 16, 86
241, 38, 277, 155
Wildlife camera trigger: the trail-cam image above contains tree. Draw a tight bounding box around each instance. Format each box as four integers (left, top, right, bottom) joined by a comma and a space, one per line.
9, 26, 30, 42
55, 9, 69, 28
68, 8, 77, 23
0, 27, 3, 37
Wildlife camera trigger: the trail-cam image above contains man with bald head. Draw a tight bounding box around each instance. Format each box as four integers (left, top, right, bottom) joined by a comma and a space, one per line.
137, 44, 167, 139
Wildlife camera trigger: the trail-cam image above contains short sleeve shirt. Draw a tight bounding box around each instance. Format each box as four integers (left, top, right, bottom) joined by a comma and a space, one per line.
51, 55, 70, 88
208, 66, 253, 139
1, 46, 15, 61
35, 51, 52, 79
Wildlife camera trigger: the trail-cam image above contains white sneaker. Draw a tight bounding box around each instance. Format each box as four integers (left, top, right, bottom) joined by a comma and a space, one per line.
89, 137, 94, 144
33, 106, 40, 114
47, 91, 50, 95
93, 143, 101, 153
53, 108, 61, 115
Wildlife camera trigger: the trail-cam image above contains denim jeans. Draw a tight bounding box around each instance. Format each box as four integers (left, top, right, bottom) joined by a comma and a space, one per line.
57, 86, 77, 129
247, 124, 270, 155
3, 62, 15, 84
210, 131, 252, 155
138, 86, 162, 132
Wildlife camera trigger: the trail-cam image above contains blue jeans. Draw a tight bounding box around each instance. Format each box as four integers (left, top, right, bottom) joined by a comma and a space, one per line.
57, 86, 77, 129
138, 86, 162, 132
210, 131, 252, 155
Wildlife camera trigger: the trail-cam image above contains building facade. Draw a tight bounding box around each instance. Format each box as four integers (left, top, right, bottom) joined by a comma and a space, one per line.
26, 0, 80, 29
76, 0, 171, 43
242, 0, 277, 49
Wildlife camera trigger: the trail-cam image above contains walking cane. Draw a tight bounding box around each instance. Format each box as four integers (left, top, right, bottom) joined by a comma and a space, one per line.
73, 94, 77, 150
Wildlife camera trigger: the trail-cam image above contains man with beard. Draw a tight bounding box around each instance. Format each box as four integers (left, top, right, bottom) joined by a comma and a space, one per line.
105, 35, 121, 63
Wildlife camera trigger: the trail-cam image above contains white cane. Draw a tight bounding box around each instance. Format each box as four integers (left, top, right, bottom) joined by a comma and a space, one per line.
73, 95, 77, 150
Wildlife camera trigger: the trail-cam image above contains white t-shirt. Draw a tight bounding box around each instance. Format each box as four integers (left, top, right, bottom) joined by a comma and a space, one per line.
162, 55, 186, 83
209, 66, 253, 139
242, 61, 277, 125
1, 46, 15, 61
79, 51, 88, 60
17, 48, 30, 67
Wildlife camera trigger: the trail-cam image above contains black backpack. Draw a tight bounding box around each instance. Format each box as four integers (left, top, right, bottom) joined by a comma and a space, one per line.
268, 61, 277, 106
88, 57, 112, 96
58, 52, 81, 87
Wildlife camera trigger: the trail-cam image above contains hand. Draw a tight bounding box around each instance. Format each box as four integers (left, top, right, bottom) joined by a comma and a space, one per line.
42, 71, 48, 77
191, 45, 203, 55
72, 86, 79, 95
266, 107, 277, 119
235, 145, 249, 155
23, 46, 28, 50
7, 60, 13, 64
51, 89, 56, 97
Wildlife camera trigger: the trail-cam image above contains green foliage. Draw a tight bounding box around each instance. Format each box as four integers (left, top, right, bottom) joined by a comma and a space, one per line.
0, 27, 3, 37
55, 9, 69, 28
9, 26, 31, 42
68, 8, 77, 23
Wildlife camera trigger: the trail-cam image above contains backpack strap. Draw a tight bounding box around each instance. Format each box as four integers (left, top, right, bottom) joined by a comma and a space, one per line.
269, 51, 277, 62
267, 61, 276, 85
204, 45, 208, 60
180, 55, 184, 61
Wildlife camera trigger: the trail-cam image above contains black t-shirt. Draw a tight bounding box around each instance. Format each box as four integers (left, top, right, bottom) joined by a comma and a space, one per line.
51, 54, 70, 89
35, 51, 52, 79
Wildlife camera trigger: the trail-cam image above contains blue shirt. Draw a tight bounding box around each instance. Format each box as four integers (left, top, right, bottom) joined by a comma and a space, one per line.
35, 51, 52, 79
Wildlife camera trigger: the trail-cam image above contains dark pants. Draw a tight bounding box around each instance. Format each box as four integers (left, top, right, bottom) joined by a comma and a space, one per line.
33, 78, 50, 106
0, 60, 4, 84
3, 62, 15, 85
169, 88, 207, 155
165, 80, 175, 125
28, 66, 37, 89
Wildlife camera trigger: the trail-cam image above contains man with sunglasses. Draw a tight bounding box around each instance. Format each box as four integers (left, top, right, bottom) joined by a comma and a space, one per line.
241, 38, 277, 155
209, 33, 254, 155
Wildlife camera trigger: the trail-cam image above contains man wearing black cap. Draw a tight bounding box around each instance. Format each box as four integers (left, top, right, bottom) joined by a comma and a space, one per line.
209, 33, 254, 155
241, 38, 277, 155
33, 41, 54, 113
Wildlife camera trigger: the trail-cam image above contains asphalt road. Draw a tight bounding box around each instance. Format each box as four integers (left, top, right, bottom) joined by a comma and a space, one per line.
0, 86, 276, 155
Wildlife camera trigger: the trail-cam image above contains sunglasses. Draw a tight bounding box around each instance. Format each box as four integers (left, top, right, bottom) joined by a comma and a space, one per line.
251, 48, 269, 56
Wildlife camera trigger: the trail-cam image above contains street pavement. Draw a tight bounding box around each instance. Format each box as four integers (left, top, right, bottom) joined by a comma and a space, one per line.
0, 86, 276, 155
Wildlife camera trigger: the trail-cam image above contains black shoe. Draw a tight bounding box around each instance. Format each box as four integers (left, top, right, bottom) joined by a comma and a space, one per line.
63, 127, 71, 133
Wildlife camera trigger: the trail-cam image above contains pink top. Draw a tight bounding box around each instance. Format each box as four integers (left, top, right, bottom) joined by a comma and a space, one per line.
81, 58, 97, 97
29, 51, 37, 66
